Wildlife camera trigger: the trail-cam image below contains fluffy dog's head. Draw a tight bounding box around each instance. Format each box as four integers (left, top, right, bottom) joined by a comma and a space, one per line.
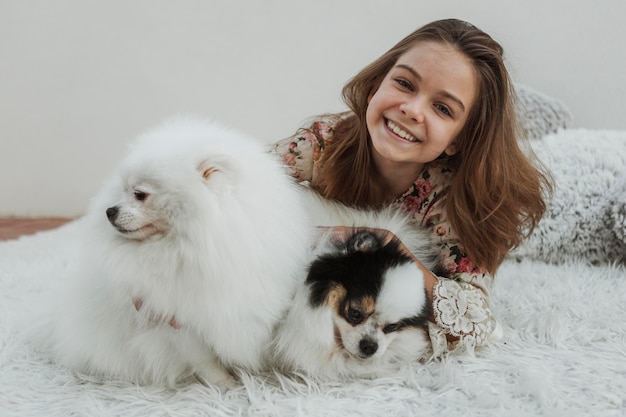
100, 118, 254, 242
306, 231, 431, 361
104, 159, 225, 241
104, 181, 173, 241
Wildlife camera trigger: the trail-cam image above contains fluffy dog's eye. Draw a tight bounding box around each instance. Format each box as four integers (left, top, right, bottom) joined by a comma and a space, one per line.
134, 190, 148, 201
383, 323, 400, 334
346, 308, 364, 325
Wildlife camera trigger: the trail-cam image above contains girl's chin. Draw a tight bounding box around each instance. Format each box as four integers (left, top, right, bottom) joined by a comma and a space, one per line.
372, 142, 420, 166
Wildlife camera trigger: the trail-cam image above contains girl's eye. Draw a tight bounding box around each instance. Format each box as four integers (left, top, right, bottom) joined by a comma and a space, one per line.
435, 103, 452, 117
383, 323, 400, 334
346, 308, 364, 325
394, 78, 413, 90
134, 190, 148, 201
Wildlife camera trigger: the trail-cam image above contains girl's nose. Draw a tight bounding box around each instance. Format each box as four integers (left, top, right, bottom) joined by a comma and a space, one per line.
400, 96, 426, 124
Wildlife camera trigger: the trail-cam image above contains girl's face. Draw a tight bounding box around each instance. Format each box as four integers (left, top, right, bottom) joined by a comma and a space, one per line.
366, 42, 478, 172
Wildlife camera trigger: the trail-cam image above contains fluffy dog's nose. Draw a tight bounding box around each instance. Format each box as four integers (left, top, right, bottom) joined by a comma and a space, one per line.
106, 206, 119, 221
359, 338, 378, 357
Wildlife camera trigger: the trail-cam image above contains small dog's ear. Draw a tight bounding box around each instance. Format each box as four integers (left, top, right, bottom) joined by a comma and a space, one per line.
308, 280, 347, 308
346, 231, 382, 253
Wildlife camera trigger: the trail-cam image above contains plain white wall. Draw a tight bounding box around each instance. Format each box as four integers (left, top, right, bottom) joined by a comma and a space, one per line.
1, 0, 625, 217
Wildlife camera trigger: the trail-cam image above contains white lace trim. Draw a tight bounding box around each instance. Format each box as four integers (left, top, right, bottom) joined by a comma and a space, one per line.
430, 278, 496, 355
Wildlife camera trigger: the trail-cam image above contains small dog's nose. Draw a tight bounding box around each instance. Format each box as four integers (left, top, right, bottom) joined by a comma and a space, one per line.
359, 339, 378, 357
106, 206, 119, 221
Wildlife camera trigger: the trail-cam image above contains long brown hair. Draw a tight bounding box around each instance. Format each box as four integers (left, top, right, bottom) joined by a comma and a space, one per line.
310, 19, 552, 273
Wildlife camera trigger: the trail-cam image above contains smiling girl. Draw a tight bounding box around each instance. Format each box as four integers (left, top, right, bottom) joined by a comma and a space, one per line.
273, 19, 552, 355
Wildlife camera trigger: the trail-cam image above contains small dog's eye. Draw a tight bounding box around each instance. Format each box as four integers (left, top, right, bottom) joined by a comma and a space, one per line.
346, 308, 364, 325
134, 190, 148, 201
383, 323, 400, 334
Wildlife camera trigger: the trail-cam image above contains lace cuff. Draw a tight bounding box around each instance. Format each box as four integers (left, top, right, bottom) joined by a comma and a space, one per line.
430, 278, 498, 354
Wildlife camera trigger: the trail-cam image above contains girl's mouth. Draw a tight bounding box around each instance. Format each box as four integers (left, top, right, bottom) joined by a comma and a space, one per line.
386, 119, 419, 142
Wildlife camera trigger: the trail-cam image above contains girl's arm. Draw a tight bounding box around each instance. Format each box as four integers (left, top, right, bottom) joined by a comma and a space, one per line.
270, 119, 333, 183
397, 166, 502, 355
417, 199, 501, 354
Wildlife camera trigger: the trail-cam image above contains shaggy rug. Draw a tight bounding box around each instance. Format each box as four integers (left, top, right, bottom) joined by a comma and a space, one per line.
1, 218, 625, 417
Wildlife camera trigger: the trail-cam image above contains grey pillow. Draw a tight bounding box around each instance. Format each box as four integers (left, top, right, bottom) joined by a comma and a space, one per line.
511, 128, 626, 265
514, 84, 573, 140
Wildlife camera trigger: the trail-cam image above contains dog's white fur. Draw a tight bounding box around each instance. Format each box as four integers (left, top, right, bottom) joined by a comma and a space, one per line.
29, 118, 315, 386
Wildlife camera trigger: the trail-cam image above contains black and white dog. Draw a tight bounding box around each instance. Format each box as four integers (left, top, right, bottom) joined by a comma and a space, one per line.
272, 199, 439, 380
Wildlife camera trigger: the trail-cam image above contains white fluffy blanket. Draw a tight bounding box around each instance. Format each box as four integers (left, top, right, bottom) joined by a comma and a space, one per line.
1, 217, 625, 416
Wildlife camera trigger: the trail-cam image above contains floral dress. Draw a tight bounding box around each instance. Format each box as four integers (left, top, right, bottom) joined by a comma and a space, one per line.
271, 116, 502, 356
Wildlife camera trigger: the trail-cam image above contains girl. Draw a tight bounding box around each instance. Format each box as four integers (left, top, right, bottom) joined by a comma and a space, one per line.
272, 19, 552, 355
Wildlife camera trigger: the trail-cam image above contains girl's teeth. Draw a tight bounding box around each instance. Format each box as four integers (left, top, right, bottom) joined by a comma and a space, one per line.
387, 120, 417, 142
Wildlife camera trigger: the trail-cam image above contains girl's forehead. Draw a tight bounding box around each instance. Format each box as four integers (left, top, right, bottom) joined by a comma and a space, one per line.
396, 41, 471, 68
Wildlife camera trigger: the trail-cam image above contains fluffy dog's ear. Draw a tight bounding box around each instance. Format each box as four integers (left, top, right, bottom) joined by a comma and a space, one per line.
196, 157, 241, 192
197, 152, 242, 177
197, 160, 220, 181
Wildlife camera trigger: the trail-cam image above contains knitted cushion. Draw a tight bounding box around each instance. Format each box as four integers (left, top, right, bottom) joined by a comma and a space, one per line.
511, 129, 626, 265
515, 84, 573, 140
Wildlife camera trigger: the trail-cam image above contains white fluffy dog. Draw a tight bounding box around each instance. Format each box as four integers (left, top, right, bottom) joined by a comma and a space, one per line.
29, 118, 314, 386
